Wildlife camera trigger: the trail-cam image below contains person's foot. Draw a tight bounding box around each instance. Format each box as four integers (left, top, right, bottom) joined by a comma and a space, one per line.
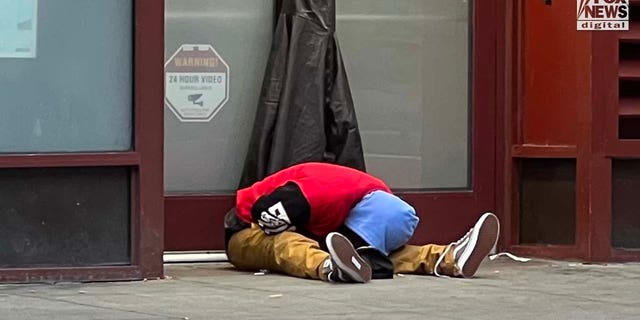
453, 212, 500, 278
435, 212, 500, 278
322, 232, 372, 283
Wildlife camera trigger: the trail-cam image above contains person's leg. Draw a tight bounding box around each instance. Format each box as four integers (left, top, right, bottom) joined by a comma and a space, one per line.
272, 231, 372, 282
388, 244, 453, 275
227, 225, 371, 282
444, 212, 500, 278
226, 225, 285, 273
226, 225, 328, 279
389, 212, 500, 278
272, 229, 330, 280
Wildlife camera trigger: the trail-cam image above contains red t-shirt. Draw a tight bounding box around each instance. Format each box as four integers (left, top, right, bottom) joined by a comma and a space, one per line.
236, 162, 391, 238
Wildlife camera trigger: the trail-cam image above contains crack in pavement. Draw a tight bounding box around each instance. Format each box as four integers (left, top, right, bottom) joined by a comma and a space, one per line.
8, 293, 181, 320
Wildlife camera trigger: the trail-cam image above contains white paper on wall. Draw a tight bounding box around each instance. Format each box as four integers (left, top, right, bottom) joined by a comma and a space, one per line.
0, 0, 38, 58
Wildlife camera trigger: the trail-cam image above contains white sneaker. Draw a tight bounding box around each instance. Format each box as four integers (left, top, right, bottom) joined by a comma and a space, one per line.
435, 212, 500, 278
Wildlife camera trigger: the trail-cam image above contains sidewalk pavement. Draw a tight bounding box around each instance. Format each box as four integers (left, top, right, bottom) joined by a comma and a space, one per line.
1, 257, 639, 320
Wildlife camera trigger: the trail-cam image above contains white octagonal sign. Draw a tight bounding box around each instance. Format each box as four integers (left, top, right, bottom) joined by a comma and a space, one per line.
165, 44, 230, 122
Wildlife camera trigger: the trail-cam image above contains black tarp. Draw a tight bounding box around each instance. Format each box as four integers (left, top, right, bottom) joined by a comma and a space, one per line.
238, 0, 366, 189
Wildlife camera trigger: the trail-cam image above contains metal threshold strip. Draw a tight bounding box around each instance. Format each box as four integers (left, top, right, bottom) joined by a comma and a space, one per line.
163, 251, 228, 263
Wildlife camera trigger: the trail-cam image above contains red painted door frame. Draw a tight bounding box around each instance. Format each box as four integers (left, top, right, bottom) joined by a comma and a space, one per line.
0, 0, 165, 283
498, 0, 640, 262
164, 0, 500, 251
497, 0, 591, 261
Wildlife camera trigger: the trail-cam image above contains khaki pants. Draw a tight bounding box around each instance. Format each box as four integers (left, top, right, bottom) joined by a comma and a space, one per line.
227, 225, 329, 280
226, 225, 456, 280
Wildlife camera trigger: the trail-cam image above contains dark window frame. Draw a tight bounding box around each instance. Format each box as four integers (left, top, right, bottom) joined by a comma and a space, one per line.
0, 0, 164, 283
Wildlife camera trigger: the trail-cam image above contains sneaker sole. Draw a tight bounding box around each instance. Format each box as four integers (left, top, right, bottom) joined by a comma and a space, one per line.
458, 213, 500, 278
326, 232, 372, 283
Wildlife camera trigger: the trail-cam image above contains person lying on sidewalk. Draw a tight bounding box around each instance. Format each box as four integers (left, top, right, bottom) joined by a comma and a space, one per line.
224, 162, 500, 283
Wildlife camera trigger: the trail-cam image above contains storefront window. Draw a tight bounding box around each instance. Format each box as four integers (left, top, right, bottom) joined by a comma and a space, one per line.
163, 0, 469, 192
164, 0, 274, 193
337, 0, 471, 189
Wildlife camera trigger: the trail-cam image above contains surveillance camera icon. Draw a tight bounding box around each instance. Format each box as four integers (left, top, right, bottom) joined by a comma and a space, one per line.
188, 94, 204, 106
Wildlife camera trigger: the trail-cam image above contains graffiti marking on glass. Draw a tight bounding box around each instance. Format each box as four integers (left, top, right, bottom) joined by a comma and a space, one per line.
165, 44, 230, 122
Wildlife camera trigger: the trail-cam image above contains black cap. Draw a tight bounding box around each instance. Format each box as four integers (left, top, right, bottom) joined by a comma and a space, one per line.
251, 181, 311, 228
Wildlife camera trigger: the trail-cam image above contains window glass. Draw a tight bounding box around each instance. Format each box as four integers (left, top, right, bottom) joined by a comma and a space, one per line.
164, 0, 274, 193
0, 0, 133, 153
337, 0, 471, 189
0, 167, 130, 268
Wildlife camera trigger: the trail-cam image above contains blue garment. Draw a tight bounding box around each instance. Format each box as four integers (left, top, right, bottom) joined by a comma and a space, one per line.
345, 191, 419, 255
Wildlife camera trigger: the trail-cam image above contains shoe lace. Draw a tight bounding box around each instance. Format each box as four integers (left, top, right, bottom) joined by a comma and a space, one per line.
433, 227, 474, 278
454, 228, 473, 247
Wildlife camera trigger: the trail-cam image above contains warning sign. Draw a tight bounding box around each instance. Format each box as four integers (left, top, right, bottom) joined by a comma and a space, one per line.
165, 44, 230, 122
